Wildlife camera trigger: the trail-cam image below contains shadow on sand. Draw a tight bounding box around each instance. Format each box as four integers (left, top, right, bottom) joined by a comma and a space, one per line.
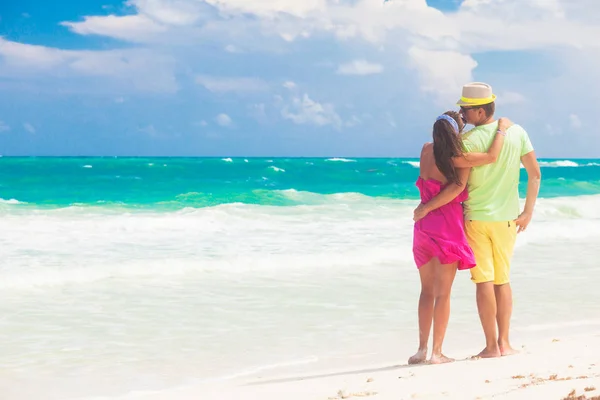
245, 357, 475, 386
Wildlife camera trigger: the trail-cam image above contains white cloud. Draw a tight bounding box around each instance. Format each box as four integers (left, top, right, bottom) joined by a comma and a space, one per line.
3, 0, 600, 140
497, 91, 527, 105
216, 113, 233, 127
64, 0, 205, 40
47, 2, 600, 56
61, 15, 166, 42
13, 0, 600, 104
0, 120, 10, 133
23, 122, 36, 133
407, 46, 478, 105
283, 81, 297, 90
203, 0, 327, 19
196, 76, 268, 93
37, 0, 430, 46
345, 115, 362, 127
281, 93, 342, 128
192, 120, 209, 127
224, 44, 241, 53
0, 38, 177, 93
249, 103, 268, 123
336, 60, 383, 76
0, 38, 65, 68
454, 0, 600, 54
132, 0, 205, 26
569, 113, 582, 129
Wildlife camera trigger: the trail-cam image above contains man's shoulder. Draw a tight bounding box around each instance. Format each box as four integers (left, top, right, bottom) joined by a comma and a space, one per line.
461, 127, 479, 143
506, 123, 534, 156
461, 126, 489, 152
463, 123, 494, 138
507, 123, 527, 135
462, 129, 474, 140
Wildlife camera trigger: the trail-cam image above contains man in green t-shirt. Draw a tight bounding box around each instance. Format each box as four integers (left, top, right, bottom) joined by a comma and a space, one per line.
416, 82, 542, 358
458, 83, 541, 358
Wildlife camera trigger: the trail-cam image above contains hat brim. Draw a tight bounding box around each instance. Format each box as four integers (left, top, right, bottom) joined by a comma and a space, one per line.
456, 94, 497, 106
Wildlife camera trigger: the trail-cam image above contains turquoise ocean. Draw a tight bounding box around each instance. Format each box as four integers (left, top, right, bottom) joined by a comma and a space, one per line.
1, 157, 600, 399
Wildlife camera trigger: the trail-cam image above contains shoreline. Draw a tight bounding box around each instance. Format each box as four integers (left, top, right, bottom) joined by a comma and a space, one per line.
118, 332, 600, 400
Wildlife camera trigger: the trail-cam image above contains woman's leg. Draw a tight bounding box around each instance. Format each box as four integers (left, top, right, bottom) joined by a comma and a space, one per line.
408, 258, 436, 364
430, 261, 458, 364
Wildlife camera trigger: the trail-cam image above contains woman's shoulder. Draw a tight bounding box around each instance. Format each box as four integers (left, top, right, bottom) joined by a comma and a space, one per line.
420, 142, 434, 158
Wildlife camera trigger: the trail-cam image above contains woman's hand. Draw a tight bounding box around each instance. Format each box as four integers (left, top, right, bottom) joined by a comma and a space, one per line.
497, 117, 514, 133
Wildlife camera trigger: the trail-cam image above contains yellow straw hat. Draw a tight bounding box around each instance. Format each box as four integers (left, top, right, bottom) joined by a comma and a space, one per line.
456, 82, 497, 106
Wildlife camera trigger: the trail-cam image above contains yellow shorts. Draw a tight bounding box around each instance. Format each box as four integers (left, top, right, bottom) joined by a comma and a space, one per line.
465, 220, 517, 285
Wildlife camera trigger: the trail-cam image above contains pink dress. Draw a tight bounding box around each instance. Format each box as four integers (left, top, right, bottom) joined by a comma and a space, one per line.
413, 177, 476, 270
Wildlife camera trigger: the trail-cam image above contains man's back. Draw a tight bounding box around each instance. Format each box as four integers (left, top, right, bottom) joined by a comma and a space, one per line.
462, 121, 534, 221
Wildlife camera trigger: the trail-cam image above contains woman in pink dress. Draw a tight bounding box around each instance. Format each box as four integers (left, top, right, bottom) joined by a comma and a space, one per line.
408, 111, 511, 365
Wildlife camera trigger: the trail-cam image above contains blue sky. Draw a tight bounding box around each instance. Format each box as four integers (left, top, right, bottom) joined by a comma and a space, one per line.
0, 0, 599, 157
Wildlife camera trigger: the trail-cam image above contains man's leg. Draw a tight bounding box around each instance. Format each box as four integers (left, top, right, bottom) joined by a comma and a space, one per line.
476, 282, 500, 357
466, 220, 501, 358
495, 284, 516, 355
491, 221, 518, 356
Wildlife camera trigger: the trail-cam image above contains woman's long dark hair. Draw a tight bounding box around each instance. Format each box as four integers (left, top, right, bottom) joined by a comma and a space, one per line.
432, 111, 465, 186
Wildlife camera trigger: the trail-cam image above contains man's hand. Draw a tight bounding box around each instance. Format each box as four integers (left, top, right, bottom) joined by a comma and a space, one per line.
514, 211, 532, 233
518, 151, 541, 234
413, 203, 431, 222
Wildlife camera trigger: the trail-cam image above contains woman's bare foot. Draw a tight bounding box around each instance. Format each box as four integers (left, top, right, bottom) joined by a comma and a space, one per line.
430, 353, 455, 364
499, 342, 519, 356
471, 346, 501, 359
408, 349, 428, 365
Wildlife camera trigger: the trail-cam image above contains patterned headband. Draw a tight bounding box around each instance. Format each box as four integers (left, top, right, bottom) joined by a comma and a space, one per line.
436, 114, 459, 134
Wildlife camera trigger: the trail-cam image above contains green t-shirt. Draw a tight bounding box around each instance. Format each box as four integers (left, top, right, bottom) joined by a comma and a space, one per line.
462, 121, 534, 221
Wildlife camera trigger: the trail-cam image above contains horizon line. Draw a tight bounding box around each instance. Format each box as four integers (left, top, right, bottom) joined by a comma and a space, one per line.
0, 155, 598, 160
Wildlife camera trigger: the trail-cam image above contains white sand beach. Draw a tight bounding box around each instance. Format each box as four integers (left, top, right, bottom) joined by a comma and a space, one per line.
118, 332, 600, 400
2, 192, 599, 400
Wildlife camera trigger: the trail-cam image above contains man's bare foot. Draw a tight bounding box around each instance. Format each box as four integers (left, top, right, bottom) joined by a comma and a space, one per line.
408, 349, 428, 365
471, 346, 501, 359
499, 342, 519, 356
430, 353, 455, 364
